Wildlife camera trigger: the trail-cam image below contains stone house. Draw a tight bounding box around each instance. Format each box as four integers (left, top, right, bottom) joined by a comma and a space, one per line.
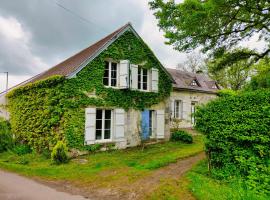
1, 23, 219, 150
167, 69, 219, 128
3, 23, 174, 150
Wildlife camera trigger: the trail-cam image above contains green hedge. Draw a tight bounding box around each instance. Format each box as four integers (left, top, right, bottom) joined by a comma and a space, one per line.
0, 117, 13, 152
195, 89, 270, 194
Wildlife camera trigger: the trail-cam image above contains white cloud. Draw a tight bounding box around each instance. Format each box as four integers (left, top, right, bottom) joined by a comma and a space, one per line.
136, 1, 186, 68
0, 16, 48, 92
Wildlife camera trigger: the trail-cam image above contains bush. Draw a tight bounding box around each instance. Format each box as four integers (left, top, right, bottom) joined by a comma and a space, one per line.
195, 89, 270, 194
0, 117, 13, 152
171, 130, 193, 143
51, 141, 69, 164
13, 144, 32, 155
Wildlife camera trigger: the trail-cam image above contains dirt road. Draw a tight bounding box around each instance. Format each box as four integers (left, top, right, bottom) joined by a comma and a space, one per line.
0, 170, 87, 200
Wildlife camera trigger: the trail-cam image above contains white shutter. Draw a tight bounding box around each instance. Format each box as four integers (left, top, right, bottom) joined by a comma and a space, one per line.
114, 109, 125, 140
151, 68, 159, 92
85, 108, 96, 144
119, 60, 129, 89
131, 64, 138, 90
156, 110, 165, 139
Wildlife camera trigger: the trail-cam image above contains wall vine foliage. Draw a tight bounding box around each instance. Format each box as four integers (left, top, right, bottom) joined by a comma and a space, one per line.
7, 31, 172, 152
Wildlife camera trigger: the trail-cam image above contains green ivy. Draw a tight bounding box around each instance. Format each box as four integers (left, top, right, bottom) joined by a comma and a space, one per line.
7, 31, 172, 152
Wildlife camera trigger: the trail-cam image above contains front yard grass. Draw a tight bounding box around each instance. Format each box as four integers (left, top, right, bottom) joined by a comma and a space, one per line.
187, 160, 269, 200
0, 135, 204, 188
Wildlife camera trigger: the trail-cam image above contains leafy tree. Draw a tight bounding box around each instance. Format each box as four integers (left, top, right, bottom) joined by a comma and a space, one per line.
149, 0, 270, 67
207, 53, 252, 90
246, 58, 270, 90
177, 52, 208, 73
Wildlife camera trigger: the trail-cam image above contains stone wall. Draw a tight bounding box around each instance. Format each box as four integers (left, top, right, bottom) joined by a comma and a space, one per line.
170, 90, 217, 128
0, 94, 9, 120
117, 98, 170, 149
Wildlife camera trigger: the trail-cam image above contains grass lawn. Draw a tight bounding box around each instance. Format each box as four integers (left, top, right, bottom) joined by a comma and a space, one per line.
0, 136, 204, 189
187, 160, 269, 200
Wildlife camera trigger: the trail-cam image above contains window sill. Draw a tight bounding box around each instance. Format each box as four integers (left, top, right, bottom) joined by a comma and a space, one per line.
94, 139, 113, 144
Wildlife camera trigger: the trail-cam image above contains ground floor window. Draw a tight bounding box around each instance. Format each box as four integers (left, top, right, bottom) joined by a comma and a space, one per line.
174, 100, 182, 119
96, 109, 112, 140
191, 102, 197, 124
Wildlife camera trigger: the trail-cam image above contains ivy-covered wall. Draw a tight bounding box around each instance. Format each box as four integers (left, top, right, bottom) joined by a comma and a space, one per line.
7, 31, 172, 152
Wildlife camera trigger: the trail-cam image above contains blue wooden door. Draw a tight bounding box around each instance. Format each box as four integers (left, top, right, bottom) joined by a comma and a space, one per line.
141, 110, 150, 140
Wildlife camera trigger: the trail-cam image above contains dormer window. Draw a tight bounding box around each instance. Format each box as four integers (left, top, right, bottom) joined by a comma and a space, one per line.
103, 61, 118, 87
190, 79, 199, 87
212, 84, 217, 89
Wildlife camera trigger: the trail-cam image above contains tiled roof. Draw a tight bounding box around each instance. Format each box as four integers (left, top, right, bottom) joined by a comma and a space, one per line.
166, 68, 219, 93
30, 23, 130, 82
0, 23, 174, 96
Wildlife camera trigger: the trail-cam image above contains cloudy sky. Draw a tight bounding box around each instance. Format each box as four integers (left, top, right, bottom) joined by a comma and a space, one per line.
0, 0, 188, 93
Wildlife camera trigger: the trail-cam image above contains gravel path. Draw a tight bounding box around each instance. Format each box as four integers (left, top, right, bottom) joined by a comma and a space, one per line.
0, 170, 87, 200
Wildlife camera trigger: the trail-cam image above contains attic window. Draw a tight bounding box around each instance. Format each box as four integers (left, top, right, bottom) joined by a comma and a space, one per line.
212, 84, 218, 89
190, 79, 199, 87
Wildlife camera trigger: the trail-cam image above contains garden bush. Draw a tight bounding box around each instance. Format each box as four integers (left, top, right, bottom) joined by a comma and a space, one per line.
0, 117, 13, 152
171, 130, 193, 143
13, 144, 32, 155
51, 141, 69, 164
195, 89, 270, 195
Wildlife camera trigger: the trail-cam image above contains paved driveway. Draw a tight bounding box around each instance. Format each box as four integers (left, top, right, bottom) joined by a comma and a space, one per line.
0, 170, 87, 200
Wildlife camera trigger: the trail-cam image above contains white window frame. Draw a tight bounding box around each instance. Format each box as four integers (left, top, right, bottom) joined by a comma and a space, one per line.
103, 61, 119, 88
191, 79, 198, 86
95, 109, 113, 142
191, 101, 197, 125
174, 100, 183, 119
138, 66, 149, 91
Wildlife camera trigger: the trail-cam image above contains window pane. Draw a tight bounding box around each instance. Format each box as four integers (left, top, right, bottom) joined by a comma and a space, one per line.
111, 62, 117, 71
105, 110, 111, 119
96, 109, 102, 119
143, 75, 147, 82
104, 69, 109, 77
111, 78, 117, 86
104, 129, 111, 139
138, 67, 141, 89
103, 77, 109, 86
143, 82, 147, 90
143, 69, 148, 76
111, 70, 117, 78
105, 120, 111, 130
96, 129, 102, 140
96, 119, 102, 130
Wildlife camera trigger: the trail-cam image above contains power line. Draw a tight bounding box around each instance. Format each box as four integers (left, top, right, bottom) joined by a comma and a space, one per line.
51, 0, 108, 33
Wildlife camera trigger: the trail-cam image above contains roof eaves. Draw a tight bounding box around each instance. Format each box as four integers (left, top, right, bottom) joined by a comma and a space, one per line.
173, 86, 218, 94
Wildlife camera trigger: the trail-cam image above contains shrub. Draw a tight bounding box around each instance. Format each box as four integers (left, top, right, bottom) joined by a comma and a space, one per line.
195, 89, 270, 194
85, 143, 102, 152
0, 118, 13, 152
51, 141, 69, 164
171, 130, 193, 143
13, 144, 32, 155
